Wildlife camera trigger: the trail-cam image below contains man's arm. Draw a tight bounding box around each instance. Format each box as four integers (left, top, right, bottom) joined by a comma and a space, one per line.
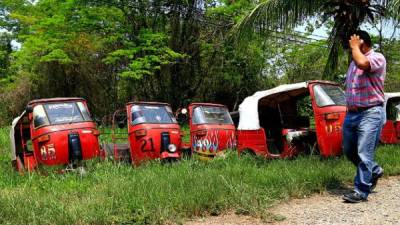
349, 35, 370, 70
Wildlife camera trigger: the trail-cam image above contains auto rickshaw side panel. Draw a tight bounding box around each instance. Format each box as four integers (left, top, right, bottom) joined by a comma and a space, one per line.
188, 104, 236, 157
381, 121, 399, 144
396, 122, 400, 141
309, 84, 346, 157
31, 122, 100, 166
236, 128, 268, 156
191, 124, 236, 153
127, 123, 181, 164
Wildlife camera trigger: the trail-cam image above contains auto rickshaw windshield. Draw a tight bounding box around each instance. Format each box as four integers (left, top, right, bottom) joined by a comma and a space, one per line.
192, 106, 233, 125
33, 102, 92, 128
131, 105, 177, 125
313, 84, 346, 107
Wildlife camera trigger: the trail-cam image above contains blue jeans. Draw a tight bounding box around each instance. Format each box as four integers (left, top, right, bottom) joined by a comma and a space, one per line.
343, 105, 385, 198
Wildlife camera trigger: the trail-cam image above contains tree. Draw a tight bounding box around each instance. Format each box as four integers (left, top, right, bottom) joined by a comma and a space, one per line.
1, 0, 270, 121
234, 0, 395, 79
0, 33, 12, 78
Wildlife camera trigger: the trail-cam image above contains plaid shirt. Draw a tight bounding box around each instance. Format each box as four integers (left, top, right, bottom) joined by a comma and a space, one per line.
345, 49, 386, 108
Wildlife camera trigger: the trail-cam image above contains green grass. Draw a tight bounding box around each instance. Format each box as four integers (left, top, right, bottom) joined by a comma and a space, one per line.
180, 124, 191, 143
1, 127, 400, 224
98, 126, 128, 144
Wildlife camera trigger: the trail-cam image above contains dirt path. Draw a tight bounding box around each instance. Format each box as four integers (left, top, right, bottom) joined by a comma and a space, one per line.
186, 176, 400, 225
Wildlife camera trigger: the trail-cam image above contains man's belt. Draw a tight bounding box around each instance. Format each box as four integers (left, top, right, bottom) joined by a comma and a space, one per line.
347, 103, 383, 112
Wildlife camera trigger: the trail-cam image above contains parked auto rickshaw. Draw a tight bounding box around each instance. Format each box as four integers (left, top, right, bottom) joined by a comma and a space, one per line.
104, 102, 181, 165
381, 92, 400, 144
179, 103, 236, 160
236, 80, 346, 158
10, 98, 101, 172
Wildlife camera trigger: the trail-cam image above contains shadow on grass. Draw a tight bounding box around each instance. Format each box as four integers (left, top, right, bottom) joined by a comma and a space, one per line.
325, 182, 353, 196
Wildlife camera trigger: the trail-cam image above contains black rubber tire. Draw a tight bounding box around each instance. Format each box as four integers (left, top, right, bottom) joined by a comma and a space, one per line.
239, 149, 256, 157
181, 147, 192, 159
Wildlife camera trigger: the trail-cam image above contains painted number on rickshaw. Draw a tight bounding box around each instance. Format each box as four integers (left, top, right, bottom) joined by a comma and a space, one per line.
40, 144, 56, 160
325, 124, 342, 133
140, 138, 155, 152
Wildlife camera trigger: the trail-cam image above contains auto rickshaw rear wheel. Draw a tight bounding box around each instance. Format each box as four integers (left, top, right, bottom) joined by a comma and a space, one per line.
12, 157, 25, 173
239, 149, 256, 157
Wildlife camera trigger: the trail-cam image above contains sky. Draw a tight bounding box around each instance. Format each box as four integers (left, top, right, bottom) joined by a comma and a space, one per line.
295, 18, 400, 41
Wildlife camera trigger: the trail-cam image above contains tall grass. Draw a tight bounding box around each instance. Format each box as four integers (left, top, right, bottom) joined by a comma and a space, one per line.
0, 127, 399, 224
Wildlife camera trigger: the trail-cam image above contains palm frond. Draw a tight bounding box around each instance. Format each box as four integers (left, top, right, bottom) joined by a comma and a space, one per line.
323, 20, 345, 79
321, 0, 386, 78
232, 0, 326, 42
387, 0, 400, 18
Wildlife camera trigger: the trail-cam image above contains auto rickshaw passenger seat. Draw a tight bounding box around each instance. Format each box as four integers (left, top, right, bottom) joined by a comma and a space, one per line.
282, 116, 310, 128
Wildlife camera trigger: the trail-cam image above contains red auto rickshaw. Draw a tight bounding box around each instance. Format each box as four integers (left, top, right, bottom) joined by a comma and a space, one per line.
179, 103, 236, 160
104, 102, 181, 165
380, 92, 400, 144
10, 98, 101, 172
236, 80, 346, 158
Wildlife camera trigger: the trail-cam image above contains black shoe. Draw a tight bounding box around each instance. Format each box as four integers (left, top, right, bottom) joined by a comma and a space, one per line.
342, 192, 367, 203
371, 169, 384, 192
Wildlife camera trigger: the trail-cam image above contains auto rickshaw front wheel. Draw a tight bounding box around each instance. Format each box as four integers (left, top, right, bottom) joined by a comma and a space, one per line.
161, 157, 179, 165
180, 147, 192, 159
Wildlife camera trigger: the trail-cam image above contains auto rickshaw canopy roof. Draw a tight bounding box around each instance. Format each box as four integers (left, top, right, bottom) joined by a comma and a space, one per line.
385, 92, 400, 100
28, 97, 86, 106
189, 103, 227, 108
237, 80, 339, 130
126, 101, 171, 107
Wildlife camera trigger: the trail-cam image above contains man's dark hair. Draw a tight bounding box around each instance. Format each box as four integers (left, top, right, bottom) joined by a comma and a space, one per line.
354, 30, 372, 47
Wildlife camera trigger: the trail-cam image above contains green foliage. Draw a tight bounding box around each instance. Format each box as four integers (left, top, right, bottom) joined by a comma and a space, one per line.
384, 40, 400, 91
40, 49, 73, 64
0, 33, 12, 78
280, 40, 348, 83
104, 30, 185, 80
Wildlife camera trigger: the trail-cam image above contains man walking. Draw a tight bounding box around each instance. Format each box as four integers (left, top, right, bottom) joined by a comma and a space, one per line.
342, 30, 386, 203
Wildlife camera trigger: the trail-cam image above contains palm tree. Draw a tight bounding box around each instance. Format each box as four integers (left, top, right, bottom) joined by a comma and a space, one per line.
234, 0, 393, 79
390, 0, 400, 17
394, 0, 400, 8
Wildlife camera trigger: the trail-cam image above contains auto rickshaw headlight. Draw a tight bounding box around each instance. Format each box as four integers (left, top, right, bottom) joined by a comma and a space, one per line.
168, 144, 177, 153
196, 130, 207, 136
93, 130, 100, 136
135, 129, 147, 137
37, 135, 50, 143
325, 113, 340, 120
